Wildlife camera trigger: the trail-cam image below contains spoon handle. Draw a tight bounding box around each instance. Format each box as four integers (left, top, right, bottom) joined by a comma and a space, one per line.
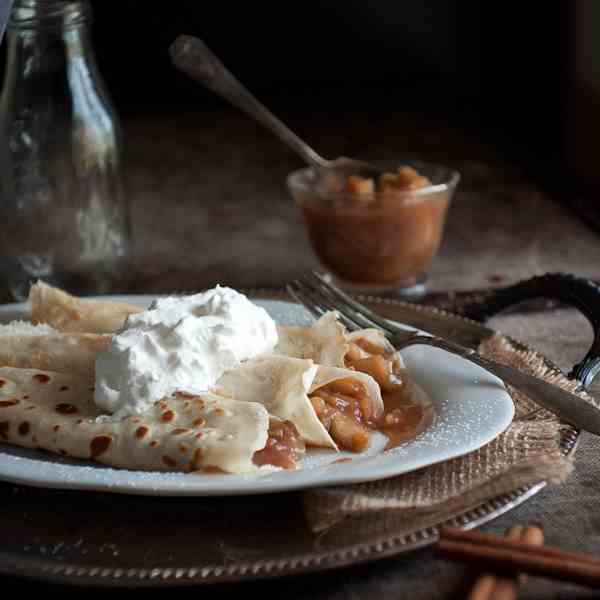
169, 35, 328, 169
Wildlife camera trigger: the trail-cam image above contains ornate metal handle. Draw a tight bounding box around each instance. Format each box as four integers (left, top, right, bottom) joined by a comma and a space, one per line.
169, 35, 327, 169
461, 273, 600, 389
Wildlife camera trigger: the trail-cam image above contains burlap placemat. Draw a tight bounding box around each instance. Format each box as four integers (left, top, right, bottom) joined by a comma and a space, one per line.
302, 334, 594, 536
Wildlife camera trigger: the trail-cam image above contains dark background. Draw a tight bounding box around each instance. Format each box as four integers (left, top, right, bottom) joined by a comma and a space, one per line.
86, 1, 564, 172
1, 1, 596, 214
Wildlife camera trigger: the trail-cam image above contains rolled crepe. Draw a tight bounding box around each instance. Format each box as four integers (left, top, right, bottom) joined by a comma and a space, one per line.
216, 355, 383, 449
0, 322, 110, 378
29, 281, 142, 334
0, 367, 269, 474
276, 312, 348, 367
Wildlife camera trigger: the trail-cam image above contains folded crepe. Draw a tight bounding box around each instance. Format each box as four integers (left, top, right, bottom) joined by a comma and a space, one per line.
216, 355, 384, 449
0, 367, 270, 474
276, 311, 348, 367
29, 281, 142, 334
0, 322, 110, 378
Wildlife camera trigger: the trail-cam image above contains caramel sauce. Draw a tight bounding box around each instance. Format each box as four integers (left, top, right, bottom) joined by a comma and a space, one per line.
383, 405, 433, 449
253, 419, 305, 469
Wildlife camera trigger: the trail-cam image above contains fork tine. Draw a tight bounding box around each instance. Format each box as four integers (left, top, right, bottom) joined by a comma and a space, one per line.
287, 281, 361, 331
299, 274, 378, 332
306, 272, 399, 335
286, 283, 326, 321
293, 280, 363, 332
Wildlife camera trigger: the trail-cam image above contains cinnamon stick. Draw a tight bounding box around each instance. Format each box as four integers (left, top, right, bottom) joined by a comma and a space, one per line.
486, 526, 544, 600
440, 527, 600, 568
467, 525, 524, 600
437, 528, 600, 589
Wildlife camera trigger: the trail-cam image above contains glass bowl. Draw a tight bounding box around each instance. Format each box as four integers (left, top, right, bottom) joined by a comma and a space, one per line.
287, 160, 460, 296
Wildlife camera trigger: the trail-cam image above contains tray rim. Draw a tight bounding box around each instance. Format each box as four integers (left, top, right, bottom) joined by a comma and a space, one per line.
0, 290, 580, 588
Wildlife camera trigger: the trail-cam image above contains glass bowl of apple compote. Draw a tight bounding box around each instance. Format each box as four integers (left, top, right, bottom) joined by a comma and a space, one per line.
287, 161, 460, 295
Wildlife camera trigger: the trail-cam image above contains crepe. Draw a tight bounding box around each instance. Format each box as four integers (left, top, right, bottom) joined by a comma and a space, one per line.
29, 281, 142, 334
217, 355, 383, 449
0, 322, 110, 378
0, 367, 270, 474
276, 312, 348, 367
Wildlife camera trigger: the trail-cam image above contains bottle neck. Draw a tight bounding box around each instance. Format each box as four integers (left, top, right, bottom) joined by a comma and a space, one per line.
9, 0, 90, 31
4, 0, 93, 82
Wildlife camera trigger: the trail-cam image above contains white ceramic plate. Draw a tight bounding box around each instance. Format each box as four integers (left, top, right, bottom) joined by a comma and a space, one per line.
0, 295, 514, 496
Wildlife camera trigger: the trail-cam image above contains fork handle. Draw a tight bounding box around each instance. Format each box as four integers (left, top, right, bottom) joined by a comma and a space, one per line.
461, 273, 600, 389
407, 335, 600, 435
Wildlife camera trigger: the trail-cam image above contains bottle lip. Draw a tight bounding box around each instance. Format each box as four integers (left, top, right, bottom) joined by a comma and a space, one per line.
9, 0, 91, 30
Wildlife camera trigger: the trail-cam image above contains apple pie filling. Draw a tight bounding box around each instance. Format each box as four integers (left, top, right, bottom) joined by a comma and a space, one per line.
307, 337, 434, 452
253, 418, 305, 469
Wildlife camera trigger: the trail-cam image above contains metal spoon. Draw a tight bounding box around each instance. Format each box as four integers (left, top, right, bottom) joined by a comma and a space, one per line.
169, 35, 384, 181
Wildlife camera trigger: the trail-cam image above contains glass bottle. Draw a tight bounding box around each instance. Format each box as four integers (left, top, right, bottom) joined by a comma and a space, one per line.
0, 0, 131, 300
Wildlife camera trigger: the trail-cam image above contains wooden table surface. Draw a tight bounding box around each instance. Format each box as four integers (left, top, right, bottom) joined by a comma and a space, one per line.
3, 110, 600, 598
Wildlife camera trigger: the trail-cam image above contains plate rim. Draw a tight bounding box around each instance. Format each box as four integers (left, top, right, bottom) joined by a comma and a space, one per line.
0, 291, 579, 587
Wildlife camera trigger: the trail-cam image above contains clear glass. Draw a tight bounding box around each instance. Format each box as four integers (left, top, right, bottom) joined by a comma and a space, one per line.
288, 161, 460, 297
0, 0, 131, 300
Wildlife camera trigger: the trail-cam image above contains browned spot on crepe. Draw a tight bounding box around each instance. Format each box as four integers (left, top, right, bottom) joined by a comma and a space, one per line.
213, 408, 225, 417
162, 455, 177, 468
150, 440, 158, 448
135, 426, 149, 439
0, 399, 19, 407
56, 403, 78, 415
33, 374, 50, 384
162, 410, 175, 422
193, 417, 206, 428
59, 386, 69, 392
191, 448, 203, 470
178, 444, 188, 454
22, 395, 29, 400
201, 466, 223, 474
90, 435, 112, 458
53, 425, 60, 432
0, 421, 9, 439
18, 421, 30, 436
171, 428, 191, 436
75, 419, 83, 425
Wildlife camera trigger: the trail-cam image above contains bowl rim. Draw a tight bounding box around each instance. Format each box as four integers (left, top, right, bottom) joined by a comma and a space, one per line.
286, 159, 461, 202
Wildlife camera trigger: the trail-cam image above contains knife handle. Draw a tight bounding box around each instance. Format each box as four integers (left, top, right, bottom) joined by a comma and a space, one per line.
461, 273, 600, 389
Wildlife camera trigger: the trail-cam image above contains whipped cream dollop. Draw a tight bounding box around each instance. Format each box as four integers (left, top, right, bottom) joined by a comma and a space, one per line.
94, 286, 278, 419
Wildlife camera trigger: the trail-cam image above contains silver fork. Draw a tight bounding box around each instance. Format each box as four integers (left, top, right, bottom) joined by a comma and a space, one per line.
287, 272, 600, 436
